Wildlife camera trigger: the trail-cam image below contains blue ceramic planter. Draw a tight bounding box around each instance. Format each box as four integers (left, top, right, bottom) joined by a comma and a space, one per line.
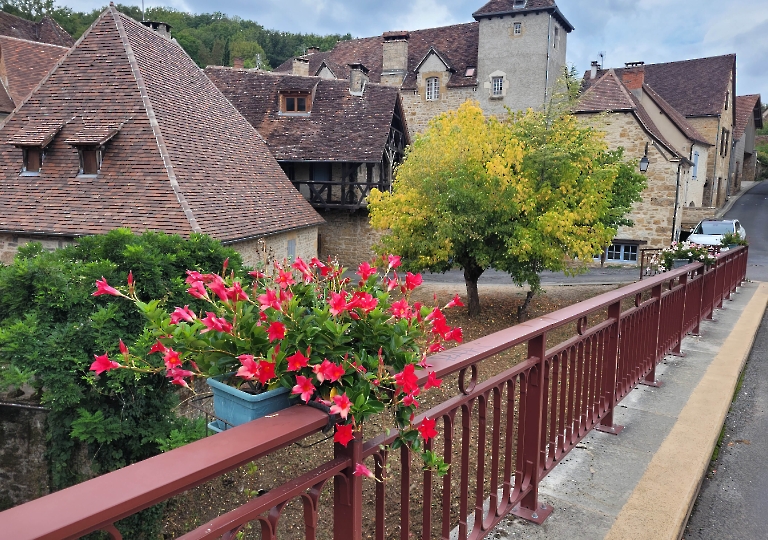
206, 375, 291, 431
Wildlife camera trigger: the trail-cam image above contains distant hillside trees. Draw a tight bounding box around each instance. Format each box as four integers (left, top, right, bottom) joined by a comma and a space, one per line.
0, 1, 350, 69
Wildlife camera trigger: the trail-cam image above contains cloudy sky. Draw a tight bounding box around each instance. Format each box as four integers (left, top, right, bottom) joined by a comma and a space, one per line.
66, 0, 767, 99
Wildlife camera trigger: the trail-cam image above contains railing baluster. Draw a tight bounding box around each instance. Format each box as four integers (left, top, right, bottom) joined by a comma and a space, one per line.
441, 413, 455, 540
596, 301, 623, 435
400, 444, 410, 540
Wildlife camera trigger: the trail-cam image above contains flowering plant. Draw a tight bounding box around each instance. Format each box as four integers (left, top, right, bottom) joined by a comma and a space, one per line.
89, 255, 463, 476
652, 241, 717, 271
720, 231, 748, 247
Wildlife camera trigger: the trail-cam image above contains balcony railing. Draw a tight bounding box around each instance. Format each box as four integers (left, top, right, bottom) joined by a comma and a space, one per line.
0, 247, 748, 540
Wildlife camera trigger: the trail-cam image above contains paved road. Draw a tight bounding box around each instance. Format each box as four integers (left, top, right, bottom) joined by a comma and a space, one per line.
420, 266, 639, 287
684, 307, 768, 539
724, 181, 768, 282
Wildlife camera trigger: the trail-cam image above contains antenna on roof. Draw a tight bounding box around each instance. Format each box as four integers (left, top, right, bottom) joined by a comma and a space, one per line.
598, 51, 605, 69
141, 0, 145, 21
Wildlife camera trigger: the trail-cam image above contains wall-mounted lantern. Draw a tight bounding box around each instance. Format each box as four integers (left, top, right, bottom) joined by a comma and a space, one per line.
639, 142, 650, 173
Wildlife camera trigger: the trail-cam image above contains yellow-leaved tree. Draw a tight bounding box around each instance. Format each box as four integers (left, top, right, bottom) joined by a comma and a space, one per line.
368, 101, 645, 318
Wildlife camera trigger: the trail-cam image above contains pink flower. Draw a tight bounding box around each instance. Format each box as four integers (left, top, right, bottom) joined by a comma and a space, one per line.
185, 270, 205, 284
404, 272, 422, 291
334, 423, 355, 446
187, 281, 208, 300
167, 367, 194, 388
286, 349, 310, 371
349, 291, 378, 313
310, 257, 330, 276
428, 342, 445, 353
292, 257, 313, 282
387, 254, 401, 269
353, 463, 375, 479
92, 277, 123, 297
356, 261, 377, 281
258, 289, 281, 311
445, 294, 464, 309
226, 282, 249, 302
390, 299, 411, 319
200, 312, 233, 334
236, 354, 260, 380
207, 276, 229, 303
148, 341, 168, 355
418, 417, 438, 441
163, 349, 182, 370
90, 353, 121, 374
275, 269, 296, 289
330, 392, 353, 420
445, 327, 463, 343
170, 305, 196, 324
267, 321, 286, 342
313, 359, 345, 383
118, 339, 129, 356
424, 371, 442, 390
402, 392, 419, 407
328, 292, 348, 316
292, 375, 315, 403
127, 270, 133, 287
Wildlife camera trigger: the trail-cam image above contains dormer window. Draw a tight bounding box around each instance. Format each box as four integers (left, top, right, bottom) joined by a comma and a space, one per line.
513, 0, 527, 8
77, 146, 102, 175
280, 93, 311, 113
426, 77, 440, 101
22, 147, 43, 175
65, 121, 122, 177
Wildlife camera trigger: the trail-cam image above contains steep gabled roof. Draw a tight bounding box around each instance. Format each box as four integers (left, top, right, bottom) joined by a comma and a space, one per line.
574, 70, 682, 160
583, 55, 736, 119
0, 11, 73, 47
641, 84, 710, 146
734, 94, 763, 140
473, 0, 574, 31
0, 36, 69, 110
0, 6, 322, 242
205, 67, 406, 163
275, 22, 479, 90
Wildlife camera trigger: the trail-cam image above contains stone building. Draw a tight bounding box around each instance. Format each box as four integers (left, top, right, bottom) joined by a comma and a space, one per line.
0, 6, 323, 266
274, 0, 573, 136
575, 69, 712, 257
206, 66, 409, 267
585, 55, 737, 210
731, 94, 763, 187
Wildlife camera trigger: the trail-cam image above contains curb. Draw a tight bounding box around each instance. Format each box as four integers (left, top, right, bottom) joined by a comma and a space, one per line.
603, 282, 768, 540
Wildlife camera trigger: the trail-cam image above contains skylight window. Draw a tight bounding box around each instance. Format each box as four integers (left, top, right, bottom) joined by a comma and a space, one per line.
513, 0, 527, 8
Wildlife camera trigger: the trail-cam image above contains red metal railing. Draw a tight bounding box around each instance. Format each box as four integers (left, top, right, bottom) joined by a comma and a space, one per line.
0, 247, 748, 540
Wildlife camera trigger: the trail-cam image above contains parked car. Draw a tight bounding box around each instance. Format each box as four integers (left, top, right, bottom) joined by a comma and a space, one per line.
687, 219, 746, 246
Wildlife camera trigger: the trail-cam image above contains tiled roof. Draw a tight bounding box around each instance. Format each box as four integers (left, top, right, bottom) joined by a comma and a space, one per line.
0, 82, 13, 112
275, 22, 480, 90
0, 12, 73, 47
574, 70, 682, 159
64, 122, 123, 146
7, 118, 64, 146
583, 55, 736, 118
641, 84, 710, 146
0, 6, 322, 242
734, 94, 762, 140
205, 67, 404, 162
473, 0, 573, 31
0, 36, 68, 110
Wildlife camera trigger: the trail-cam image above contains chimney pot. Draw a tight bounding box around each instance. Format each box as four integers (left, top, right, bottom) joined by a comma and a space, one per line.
307, 46, 320, 55
233, 57, 244, 69
590, 60, 599, 79
348, 63, 369, 95
292, 57, 310, 77
621, 63, 645, 92
141, 20, 172, 39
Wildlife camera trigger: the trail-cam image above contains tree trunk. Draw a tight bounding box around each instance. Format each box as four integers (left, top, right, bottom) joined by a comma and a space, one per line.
463, 265, 484, 318
517, 290, 535, 323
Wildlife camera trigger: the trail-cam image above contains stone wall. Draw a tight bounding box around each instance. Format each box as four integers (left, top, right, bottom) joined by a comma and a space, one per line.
680, 206, 717, 230
318, 211, 383, 268
229, 226, 318, 267
0, 234, 75, 264
400, 87, 477, 137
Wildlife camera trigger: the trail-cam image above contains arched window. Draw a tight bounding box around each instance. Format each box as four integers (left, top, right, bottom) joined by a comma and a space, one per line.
426, 77, 439, 101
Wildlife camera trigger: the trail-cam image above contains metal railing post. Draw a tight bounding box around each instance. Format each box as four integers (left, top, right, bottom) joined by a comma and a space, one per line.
640, 284, 664, 386
596, 301, 624, 434
671, 272, 688, 356
691, 266, 705, 336
334, 432, 363, 539
511, 333, 553, 524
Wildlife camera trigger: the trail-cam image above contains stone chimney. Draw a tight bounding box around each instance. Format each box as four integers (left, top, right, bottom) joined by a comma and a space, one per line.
233, 57, 244, 69
622, 61, 645, 94
590, 61, 599, 79
381, 31, 409, 87
348, 63, 369, 95
141, 20, 172, 39
292, 57, 310, 77
306, 46, 320, 55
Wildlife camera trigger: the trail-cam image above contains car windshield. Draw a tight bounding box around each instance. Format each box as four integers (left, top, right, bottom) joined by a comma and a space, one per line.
694, 222, 734, 235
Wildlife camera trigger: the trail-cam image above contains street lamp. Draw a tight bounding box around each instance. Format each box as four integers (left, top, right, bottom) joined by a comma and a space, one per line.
639, 142, 650, 173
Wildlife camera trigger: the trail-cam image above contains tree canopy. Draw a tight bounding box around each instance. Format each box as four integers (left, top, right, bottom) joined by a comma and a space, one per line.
0, 1, 350, 69
368, 101, 646, 317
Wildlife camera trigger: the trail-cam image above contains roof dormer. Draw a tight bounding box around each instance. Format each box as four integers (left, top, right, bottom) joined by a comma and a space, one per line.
8, 118, 64, 176
65, 122, 122, 176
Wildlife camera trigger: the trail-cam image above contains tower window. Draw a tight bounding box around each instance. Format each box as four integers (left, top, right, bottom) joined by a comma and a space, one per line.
491, 76, 504, 97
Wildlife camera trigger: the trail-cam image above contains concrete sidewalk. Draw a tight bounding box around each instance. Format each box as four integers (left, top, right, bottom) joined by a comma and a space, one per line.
490, 280, 768, 540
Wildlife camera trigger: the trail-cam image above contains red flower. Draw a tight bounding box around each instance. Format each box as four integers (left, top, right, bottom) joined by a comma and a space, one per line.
167, 367, 194, 388
445, 294, 464, 309
349, 291, 378, 313
424, 371, 442, 390
200, 312, 233, 334
257, 360, 276, 384
292, 257, 313, 283
118, 339, 129, 356
163, 349, 182, 370
236, 354, 259, 380
402, 393, 419, 407
92, 277, 123, 297
418, 417, 438, 441
313, 359, 345, 383
185, 270, 204, 284
127, 270, 133, 287
170, 305, 196, 324
390, 299, 411, 319
292, 375, 315, 403
428, 342, 445, 353
328, 292, 348, 316
187, 281, 208, 300
445, 327, 463, 343
207, 276, 230, 303
267, 321, 286, 342
394, 364, 419, 395
353, 463, 375, 479
330, 392, 353, 420
226, 282, 249, 302
310, 257, 330, 276
287, 349, 310, 371
387, 254, 401, 269
404, 272, 422, 291
334, 423, 355, 446
149, 341, 168, 354
356, 261, 377, 281
90, 353, 121, 374
275, 269, 296, 289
